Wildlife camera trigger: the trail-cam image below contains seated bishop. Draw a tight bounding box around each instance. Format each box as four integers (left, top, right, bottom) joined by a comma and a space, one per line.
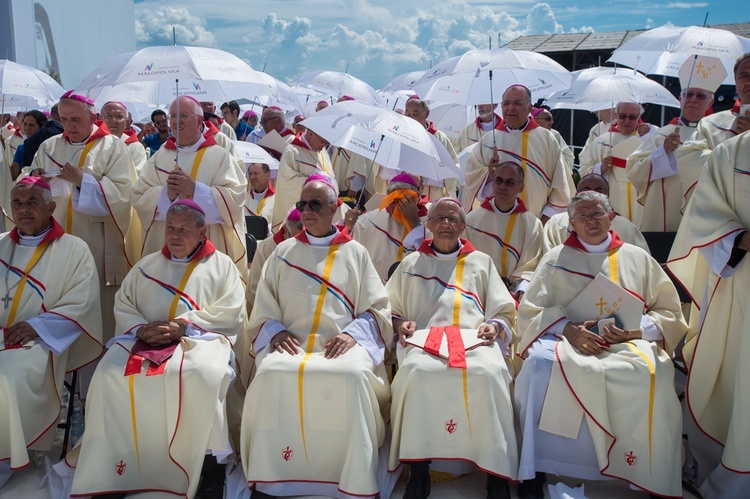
67, 200, 247, 499
241, 179, 392, 498
515, 191, 686, 499
0, 177, 102, 489
386, 197, 518, 499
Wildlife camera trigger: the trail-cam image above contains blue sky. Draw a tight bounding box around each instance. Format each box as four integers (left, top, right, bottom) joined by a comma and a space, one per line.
132, 0, 744, 89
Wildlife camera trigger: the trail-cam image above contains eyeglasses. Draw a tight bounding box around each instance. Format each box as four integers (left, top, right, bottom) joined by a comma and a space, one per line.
501, 100, 530, 107
683, 91, 710, 101
536, 116, 553, 122
260, 117, 278, 125
103, 115, 127, 122
169, 113, 195, 122
571, 211, 608, 222
494, 177, 519, 186
617, 113, 639, 121
153, 119, 168, 126
295, 199, 324, 212
428, 215, 463, 226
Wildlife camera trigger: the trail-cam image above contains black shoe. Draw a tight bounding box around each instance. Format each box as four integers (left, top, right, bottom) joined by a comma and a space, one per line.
93, 494, 126, 499
486, 473, 511, 499
251, 491, 276, 499
195, 455, 225, 499
517, 472, 546, 499
403, 461, 431, 499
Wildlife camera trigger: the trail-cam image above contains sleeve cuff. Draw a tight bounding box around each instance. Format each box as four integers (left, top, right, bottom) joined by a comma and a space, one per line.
640, 315, 662, 342
255, 319, 287, 352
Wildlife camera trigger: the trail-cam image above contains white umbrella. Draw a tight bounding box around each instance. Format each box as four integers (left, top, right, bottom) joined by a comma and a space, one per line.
608, 25, 750, 85
379, 70, 426, 94
73, 45, 290, 106
232, 140, 280, 170
544, 67, 680, 111
293, 71, 384, 106
428, 103, 473, 140
411, 48, 572, 106
300, 100, 462, 183
1, 60, 64, 116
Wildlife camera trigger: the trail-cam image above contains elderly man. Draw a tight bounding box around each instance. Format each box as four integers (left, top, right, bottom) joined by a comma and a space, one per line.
68, 200, 246, 499
132, 96, 247, 275
403, 97, 460, 200
676, 53, 750, 194
201, 101, 236, 140
543, 173, 649, 254
627, 76, 719, 232
386, 197, 518, 499
579, 102, 656, 223
101, 101, 148, 174
247, 106, 294, 146
666, 129, 750, 497
463, 85, 572, 222
532, 106, 575, 176
351, 173, 428, 281
515, 191, 686, 499
465, 161, 542, 300
454, 103, 504, 153
271, 127, 335, 232
28, 91, 134, 340
0, 177, 102, 489
241, 179, 392, 498
245, 162, 275, 223
140, 109, 171, 156
221, 100, 251, 140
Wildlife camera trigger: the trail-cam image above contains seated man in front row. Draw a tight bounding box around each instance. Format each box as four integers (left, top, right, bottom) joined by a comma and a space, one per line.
68, 200, 247, 499
0, 177, 102, 489
515, 191, 686, 499
241, 179, 392, 498
386, 197, 518, 499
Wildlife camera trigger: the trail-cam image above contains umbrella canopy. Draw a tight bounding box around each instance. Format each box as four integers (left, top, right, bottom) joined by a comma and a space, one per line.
608, 26, 750, 85
410, 48, 572, 106
300, 101, 462, 182
73, 45, 292, 107
293, 71, 384, 106
379, 70, 426, 95
0, 59, 64, 103
232, 140, 280, 170
544, 67, 681, 111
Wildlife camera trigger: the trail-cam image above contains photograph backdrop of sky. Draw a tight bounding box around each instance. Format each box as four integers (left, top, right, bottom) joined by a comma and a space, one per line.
133, 0, 743, 89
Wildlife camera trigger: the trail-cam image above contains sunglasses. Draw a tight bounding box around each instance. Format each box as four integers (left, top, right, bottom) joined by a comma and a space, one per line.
617, 113, 639, 121
295, 199, 324, 212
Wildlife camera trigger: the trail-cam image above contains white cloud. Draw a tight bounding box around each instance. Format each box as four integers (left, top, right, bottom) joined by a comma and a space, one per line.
135, 6, 217, 47
645, 17, 654, 29
526, 3, 563, 35
665, 2, 709, 8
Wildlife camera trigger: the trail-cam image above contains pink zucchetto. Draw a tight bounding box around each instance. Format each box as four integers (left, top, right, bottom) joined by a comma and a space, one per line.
16, 176, 52, 191
390, 173, 419, 188
60, 90, 95, 106
172, 198, 205, 214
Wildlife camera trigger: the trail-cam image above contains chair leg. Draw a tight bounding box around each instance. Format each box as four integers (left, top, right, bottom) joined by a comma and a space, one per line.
60, 371, 78, 459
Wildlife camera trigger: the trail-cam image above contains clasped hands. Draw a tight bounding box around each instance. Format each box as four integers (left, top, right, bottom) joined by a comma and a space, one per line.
270, 330, 356, 359
562, 320, 641, 356
167, 166, 196, 201
136, 320, 187, 347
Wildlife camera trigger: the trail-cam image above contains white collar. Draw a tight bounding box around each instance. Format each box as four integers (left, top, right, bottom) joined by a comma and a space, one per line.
492, 198, 518, 215
18, 225, 53, 247
170, 240, 205, 262
578, 233, 612, 253
251, 186, 269, 200
307, 226, 339, 246
431, 240, 463, 259
505, 119, 530, 134
176, 134, 206, 153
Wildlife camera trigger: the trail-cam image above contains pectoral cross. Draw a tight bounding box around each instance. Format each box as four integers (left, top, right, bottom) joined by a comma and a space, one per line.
596, 297, 607, 316
1, 293, 12, 309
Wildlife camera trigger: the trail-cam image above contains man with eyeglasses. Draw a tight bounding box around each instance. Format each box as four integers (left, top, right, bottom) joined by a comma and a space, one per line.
454, 103, 504, 153
515, 190, 686, 499
132, 95, 248, 275
271, 126, 336, 233
580, 102, 656, 223
101, 101, 148, 175
386, 197, 518, 499
543, 173, 649, 254
676, 53, 750, 197
200, 100, 236, 140
27, 90, 134, 342
465, 161, 542, 301
241, 179, 392, 499
246, 106, 294, 146
141, 109, 171, 157
665, 53, 750, 498
463, 85, 573, 223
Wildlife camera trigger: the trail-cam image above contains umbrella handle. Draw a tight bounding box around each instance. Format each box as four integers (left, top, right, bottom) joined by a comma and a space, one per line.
357, 134, 385, 206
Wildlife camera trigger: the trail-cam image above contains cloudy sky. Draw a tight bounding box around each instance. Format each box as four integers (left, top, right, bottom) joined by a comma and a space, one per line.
132, 0, 739, 89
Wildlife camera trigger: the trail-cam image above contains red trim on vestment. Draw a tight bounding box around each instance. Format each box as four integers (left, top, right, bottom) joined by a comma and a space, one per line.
417, 238, 476, 256
479, 197, 528, 214
563, 230, 624, 252
160, 237, 217, 261
9, 217, 65, 244
163, 134, 217, 151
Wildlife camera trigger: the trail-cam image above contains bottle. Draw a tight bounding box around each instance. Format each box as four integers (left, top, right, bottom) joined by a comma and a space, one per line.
70, 396, 85, 447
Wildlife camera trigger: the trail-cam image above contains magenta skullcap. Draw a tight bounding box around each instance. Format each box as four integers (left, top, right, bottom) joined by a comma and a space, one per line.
60, 90, 94, 106
390, 173, 419, 188
172, 198, 205, 214
287, 208, 301, 222
242, 110, 257, 118
531, 107, 545, 118
16, 176, 52, 191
